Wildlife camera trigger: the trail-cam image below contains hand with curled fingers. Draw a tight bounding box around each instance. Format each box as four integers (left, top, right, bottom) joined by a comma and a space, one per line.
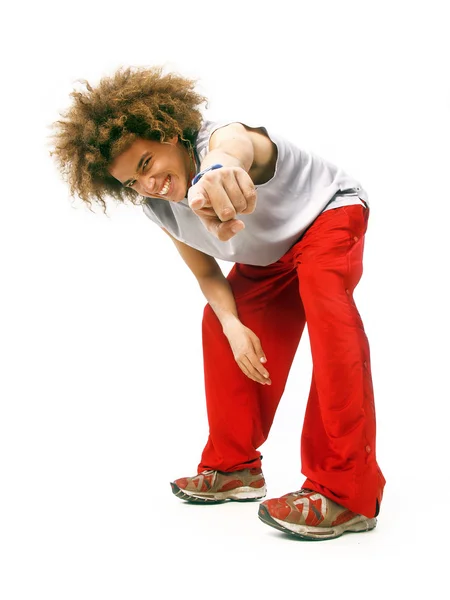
187, 165, 257, 242
223, 320, 271, 385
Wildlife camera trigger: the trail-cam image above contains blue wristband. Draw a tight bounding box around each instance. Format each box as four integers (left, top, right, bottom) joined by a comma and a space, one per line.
191, 163, 223, 186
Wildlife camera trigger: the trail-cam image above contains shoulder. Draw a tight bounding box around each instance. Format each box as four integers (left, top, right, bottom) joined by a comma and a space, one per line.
194, 119, 239, 155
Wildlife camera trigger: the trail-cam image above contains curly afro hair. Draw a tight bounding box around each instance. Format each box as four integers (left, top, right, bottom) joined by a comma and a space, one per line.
51, 66, 207, 212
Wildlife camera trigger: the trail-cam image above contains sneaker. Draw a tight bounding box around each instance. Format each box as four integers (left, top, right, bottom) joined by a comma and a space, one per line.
170, 468, 267, 503
258, 489, 377, 540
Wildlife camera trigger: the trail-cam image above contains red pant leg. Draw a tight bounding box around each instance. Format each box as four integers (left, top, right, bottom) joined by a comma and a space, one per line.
199, 261, 305, 473
292, 205, 385, 518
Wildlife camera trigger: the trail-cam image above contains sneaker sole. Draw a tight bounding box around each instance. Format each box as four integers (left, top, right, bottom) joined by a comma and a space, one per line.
171, 482, 267, 503
258, 504, 377, 540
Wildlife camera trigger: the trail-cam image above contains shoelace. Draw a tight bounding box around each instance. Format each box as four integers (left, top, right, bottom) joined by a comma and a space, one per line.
192, 470, 215, 482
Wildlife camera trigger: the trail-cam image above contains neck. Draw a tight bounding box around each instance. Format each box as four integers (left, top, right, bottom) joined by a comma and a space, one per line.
186, 144, 198, 186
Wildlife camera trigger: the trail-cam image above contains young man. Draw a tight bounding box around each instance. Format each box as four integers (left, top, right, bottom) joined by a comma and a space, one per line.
52, 66, 385, 540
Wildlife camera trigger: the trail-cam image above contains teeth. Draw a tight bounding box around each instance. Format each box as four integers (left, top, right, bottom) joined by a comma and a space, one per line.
159, 175, 171, 196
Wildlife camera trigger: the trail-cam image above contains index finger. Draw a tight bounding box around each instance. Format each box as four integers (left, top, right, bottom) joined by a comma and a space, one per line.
201, 180, 237, 222
242, 356, 271, 385
248, 352, 271, 381
188, 188, 208, 210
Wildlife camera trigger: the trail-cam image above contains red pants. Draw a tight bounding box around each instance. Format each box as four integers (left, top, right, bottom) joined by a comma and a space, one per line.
199, 204, 385, 518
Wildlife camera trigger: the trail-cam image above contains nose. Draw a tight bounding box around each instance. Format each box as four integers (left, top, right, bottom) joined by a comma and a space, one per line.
139, 175, 157, 196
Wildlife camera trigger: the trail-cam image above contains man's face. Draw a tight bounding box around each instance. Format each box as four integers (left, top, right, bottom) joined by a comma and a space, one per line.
109, 136, 194, 202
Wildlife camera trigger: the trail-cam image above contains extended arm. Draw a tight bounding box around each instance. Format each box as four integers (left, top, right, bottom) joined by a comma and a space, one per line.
187, 122, 273, 241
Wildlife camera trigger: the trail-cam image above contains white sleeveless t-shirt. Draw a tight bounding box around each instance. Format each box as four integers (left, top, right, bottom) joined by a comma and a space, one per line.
142, 120, 368, 267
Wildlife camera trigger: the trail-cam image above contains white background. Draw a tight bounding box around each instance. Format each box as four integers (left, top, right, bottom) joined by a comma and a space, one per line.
1, 0, 449, 598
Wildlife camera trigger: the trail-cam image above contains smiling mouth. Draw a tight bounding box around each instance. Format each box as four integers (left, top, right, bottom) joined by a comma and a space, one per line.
159, 175, 171, 196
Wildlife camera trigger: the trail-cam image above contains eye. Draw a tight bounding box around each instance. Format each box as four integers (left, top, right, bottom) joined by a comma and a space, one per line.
126, 180, 136, 188
143, 157, 151, 170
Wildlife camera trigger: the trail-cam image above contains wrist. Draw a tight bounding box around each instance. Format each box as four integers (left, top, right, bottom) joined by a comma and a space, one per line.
222, 314, 242, 336
191, 163, 223, 186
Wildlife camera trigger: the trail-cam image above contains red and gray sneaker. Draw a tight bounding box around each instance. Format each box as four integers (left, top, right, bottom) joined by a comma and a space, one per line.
258, 489, 377, 540
171, 468, 266, 503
